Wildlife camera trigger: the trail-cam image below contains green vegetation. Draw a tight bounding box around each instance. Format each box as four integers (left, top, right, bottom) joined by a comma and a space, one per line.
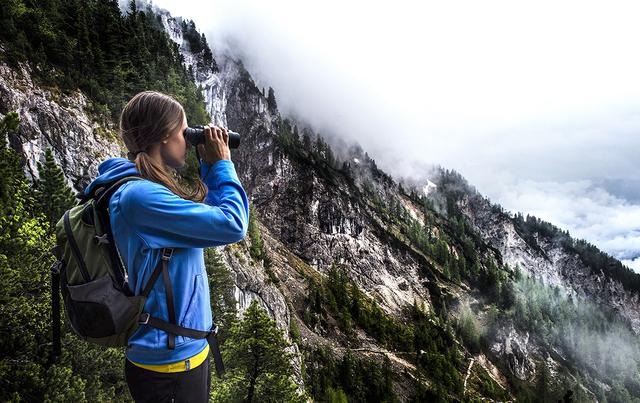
266, 87, 278, 113
246, 202, 277, 283
0, 112, 134, 401
455, 301, 482, 354
211, 299, 305, 402
301, 261, 467, 398
303, 345, 398, 403
289, 317, 301, 345
273, 118, 640, 400
381, 177, 515, 311
303, 263, 413, 350
248, 202, 265, 261
515, 275, 640, 378
180, 18, 219, 76
0, 0, 210, 123
274, 117, 341, 182
3, 2, 638, 400
204, 247, 238, 343
205, 246, 309, 402
482, 271, 640, 402
411, 300, 464, 397
432, 167, 640, 295
34, 147, 77, 233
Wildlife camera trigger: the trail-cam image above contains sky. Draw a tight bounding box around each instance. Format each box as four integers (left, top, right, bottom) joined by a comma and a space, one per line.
149, 0, 640, 272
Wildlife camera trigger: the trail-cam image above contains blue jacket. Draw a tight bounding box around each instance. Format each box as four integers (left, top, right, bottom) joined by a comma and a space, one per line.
84, 157, 249, 364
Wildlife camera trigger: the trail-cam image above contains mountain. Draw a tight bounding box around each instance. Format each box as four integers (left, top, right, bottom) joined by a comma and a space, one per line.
1, 0, 639, 401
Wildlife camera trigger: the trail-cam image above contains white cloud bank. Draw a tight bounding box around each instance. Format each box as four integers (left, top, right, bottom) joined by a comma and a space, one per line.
150, 0, 640, 272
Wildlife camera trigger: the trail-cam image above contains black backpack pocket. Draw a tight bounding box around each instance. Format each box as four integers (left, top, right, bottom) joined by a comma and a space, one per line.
63, 275, 138, 338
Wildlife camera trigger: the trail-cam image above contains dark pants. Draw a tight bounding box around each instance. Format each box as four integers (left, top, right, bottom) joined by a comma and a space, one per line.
125, 353, 211, 403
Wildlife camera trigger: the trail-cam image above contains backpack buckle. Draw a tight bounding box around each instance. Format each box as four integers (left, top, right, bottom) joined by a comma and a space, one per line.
50, 260, 63, 275
161, 248, 174, 261
93, 234, 110, 245
139, 313, 150, 324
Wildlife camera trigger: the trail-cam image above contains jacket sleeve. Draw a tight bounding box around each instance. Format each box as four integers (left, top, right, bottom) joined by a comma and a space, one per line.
120, 159, 249, 249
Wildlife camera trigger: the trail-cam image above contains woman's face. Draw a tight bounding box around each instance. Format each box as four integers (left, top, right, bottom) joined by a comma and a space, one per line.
160, 114, 189, 169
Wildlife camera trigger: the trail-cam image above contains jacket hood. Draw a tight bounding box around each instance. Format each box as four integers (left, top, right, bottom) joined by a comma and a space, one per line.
84, 157, 140, 196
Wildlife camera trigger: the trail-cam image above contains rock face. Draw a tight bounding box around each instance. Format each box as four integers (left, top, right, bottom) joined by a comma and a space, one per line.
0, 62, 125, 191
491, 325, 536, 381
158, 12, 234, 127
233, 139, 436, 317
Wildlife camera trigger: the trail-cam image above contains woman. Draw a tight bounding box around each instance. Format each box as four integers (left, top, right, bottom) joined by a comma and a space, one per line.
85, 90, 249, 402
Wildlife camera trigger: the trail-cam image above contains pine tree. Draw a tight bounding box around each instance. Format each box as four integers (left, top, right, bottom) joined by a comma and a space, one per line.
93, 0, 124, 86
267, 87, 278, 113
211, 300, 305, 402
122, 0, 145, 87
0, 112, 44, 254
248, 203, 264, 261
434, 238, 450, 266
68, 0, 94, 77
350, 279, 363, 322
0, 111, 19, 148
35, 147, 76, 233
199, 33, 219, 73
204, 247, 238, 343
302, 130, 312, 151
327, 263, 349, 311
325, 143, 335, 168
536, 363, 553, 401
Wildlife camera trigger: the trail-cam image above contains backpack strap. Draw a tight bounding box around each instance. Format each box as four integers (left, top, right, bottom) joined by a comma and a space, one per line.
93, 176, 144, 294
94, 176, 144, 210
161, 248, 178, 349
207, 327, 225, 378
139, 309, 225, 377
138, 247, 225, 377
140, 252, 166, 298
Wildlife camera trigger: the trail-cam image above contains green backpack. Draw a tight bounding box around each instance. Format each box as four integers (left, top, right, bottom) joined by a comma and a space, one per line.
50, 175, 225, 377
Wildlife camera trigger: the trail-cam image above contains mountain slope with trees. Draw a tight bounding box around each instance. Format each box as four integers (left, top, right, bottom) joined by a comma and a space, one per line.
1, 0, 639, 401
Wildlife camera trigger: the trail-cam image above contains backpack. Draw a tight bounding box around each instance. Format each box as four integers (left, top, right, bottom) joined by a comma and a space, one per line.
49, 175, 225, 377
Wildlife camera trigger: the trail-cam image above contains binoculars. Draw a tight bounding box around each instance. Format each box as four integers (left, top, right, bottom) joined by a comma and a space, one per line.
184, 125, 241, 149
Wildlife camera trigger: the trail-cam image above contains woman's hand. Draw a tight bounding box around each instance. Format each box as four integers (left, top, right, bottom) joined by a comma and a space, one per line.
197, 124, 231, 164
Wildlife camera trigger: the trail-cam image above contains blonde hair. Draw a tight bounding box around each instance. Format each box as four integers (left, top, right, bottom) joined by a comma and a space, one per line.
119, 90, 207, 203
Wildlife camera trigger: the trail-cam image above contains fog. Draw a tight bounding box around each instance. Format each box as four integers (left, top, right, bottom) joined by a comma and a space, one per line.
148, 0, 640, 271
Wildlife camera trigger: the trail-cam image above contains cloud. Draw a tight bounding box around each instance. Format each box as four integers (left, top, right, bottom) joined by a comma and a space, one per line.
149, 0, 640, 271
623, 258, 640, 273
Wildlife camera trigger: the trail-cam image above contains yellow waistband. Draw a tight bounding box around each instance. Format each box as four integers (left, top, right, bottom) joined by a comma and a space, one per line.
128, 344, 210, 373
